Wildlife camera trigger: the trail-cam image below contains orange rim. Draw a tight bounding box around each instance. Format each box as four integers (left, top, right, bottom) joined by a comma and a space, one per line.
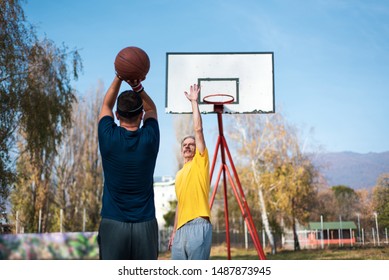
202, 94, 235, 105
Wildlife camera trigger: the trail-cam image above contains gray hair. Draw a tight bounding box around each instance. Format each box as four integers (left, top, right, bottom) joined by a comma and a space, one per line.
181, 135, 195, 146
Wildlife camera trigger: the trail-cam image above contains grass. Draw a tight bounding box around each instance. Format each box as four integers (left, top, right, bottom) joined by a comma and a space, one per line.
159, 244, 389, 260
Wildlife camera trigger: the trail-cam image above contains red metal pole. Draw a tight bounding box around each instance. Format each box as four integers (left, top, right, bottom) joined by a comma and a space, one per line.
209, 136, 221, 183
209, 164, 223, 210
208, 103, 266, 260
216, 110, 231, 259
222, 136, 266, 259
209, 135, 221, 210
224, 165, 266, 260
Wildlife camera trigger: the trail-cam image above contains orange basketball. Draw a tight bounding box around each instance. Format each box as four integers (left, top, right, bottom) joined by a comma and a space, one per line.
114, 46, 150, 81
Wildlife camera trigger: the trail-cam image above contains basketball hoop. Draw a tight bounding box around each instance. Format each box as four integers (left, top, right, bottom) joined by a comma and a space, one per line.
202, 94, 235, 105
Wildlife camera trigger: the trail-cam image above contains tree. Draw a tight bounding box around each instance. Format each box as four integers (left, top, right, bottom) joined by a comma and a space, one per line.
52, 83, 104, 232
311, 185, 373, 242
228, 113, 319, 252
70, 84, 104, 231
310, 187, 338, 221
331, 185, 360, 220
354, 189, 374, 240
1, 0, 29, 215
271, 158, 318, 250
10, 141, 36, 233
228, 114, 279, 253
260, 125, 318, 251
10, 83, 104, 232
372, 174, 389, 230
1, 0, 82, 215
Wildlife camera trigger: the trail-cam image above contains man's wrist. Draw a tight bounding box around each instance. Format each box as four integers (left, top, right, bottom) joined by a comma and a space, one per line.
132, 82, 144, 93
115, 72, 123, 81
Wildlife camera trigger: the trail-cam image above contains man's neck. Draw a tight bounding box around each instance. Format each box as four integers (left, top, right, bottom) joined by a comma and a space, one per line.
120, 123, 139, 131
183, 158, 193, 164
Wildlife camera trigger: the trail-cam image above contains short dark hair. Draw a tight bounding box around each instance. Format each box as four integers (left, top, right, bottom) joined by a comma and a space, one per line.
117, 90, 143, 121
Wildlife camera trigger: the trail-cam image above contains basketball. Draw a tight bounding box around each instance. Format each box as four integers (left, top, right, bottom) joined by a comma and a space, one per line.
114, 46, 150, 81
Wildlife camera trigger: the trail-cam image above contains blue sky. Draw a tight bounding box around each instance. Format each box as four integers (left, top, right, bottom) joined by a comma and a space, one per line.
23, 0, 389, 177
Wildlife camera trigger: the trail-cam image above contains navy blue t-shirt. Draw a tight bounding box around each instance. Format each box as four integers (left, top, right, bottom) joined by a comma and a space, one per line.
98, 116, 160, 222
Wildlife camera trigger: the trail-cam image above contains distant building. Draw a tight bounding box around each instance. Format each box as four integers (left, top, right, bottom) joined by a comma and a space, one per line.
282, 221, 357, 250
307, 221, 357, 247
153, 176, 176, 228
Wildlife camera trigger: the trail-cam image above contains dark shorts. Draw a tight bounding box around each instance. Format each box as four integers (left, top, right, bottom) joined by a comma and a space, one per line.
98, 217, 159, 260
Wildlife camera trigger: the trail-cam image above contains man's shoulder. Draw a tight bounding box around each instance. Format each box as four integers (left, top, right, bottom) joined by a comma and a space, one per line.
143, 117, 159, 127
195, 147, 209, 158
98, 115, 114, 126
98, 116, 116, 140
142, 118, 160, 135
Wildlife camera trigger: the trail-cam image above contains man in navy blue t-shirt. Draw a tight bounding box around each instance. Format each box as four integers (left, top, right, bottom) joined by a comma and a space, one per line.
97, 75, 159, 259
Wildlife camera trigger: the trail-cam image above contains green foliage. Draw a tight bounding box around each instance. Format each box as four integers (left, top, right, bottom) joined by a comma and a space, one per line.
332, 185, 356, 197
10, 149, 36, 233
10, 84, 104, 233
163, 200, 177, 228
66, 233, 99, 259
1, 0, 105, 237
0, 232, 98, 259
0, 235, 21, 259
0, 0, 29, 213
21, 39, 79, 163
372, 174, 389, 229
331, 185, 360, 220
1, 0, 82, 217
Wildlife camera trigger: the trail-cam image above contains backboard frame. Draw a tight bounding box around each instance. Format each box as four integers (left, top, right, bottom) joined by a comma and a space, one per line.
165, 52, 275, 114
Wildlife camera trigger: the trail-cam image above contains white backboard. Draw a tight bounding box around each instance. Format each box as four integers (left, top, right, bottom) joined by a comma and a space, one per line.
165, 52, 275, 114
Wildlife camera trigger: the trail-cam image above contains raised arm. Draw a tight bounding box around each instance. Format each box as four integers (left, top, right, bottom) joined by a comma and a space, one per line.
139, 89, 157, 121
185, 84, 206, 154
98, 76, 122, 121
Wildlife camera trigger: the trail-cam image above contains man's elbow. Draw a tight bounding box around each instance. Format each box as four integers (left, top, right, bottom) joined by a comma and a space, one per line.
144, 110, 158, 121
194, 126, 203, 134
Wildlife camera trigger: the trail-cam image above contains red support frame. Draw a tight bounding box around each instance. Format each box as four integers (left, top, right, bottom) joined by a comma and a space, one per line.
208, 104, 266, 260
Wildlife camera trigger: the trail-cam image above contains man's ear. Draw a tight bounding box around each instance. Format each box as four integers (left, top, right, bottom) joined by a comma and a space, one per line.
115, 111, 120, 120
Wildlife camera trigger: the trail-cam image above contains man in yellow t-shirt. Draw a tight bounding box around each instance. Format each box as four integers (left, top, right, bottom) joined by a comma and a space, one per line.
168, 84, 212, 260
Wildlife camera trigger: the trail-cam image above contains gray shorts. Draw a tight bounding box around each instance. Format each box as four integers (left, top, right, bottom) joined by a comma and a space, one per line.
98, 217, 158, 260
171, 217, 212, 260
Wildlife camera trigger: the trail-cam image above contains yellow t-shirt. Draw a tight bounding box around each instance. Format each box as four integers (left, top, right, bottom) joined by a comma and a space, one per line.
175, 148, 211, 230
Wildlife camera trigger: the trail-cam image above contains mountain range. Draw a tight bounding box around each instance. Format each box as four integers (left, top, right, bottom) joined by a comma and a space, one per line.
312, 151, 389, 190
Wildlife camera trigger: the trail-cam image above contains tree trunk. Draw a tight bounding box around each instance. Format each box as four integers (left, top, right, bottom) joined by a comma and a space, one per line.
292, 198, 300, 251
258, 187, 276, 254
